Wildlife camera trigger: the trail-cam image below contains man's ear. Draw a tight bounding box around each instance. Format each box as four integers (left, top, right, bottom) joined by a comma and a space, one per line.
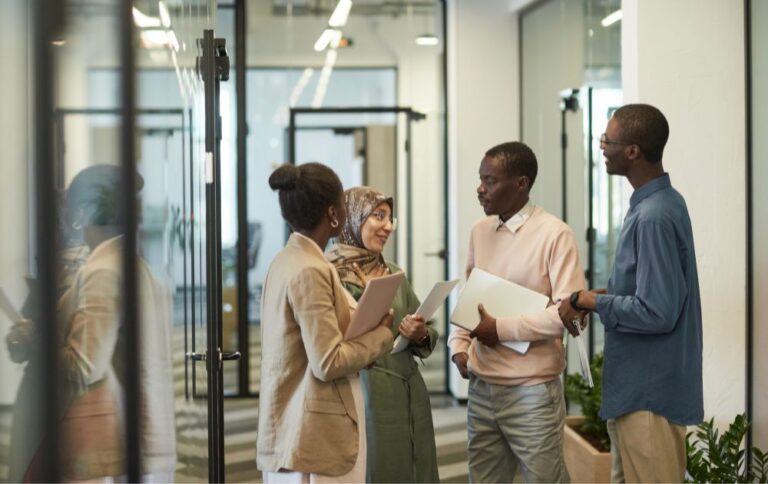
626, 143, 642, 160
518, 176, 530, 192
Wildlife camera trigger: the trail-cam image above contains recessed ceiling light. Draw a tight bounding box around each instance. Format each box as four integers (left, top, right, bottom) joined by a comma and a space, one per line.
415, 35, 439, 46
601, 9, 622, 27
328, 0, 352, 28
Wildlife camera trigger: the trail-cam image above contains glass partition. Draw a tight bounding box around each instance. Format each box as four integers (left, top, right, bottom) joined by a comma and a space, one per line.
520, 0, 622, 367
0, 0, 217, 481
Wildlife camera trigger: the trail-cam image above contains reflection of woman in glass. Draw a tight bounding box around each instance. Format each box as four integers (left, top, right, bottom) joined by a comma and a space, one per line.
20, 165, 176, 481
326, 187, 440, 483
258, 163, 394, 483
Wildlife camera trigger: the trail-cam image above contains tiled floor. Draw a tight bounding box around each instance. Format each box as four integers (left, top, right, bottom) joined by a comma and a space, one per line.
1, 327, 468, 483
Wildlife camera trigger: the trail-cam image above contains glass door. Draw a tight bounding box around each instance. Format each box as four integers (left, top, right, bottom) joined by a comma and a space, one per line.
287, 107, 448, 393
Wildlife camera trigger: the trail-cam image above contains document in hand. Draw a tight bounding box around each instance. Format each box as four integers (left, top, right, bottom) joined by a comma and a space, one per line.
450, 268, 549, 354
391, 279, 460, 354
344, 271, 405, 340
573, 324, 594, 387
0, 288, 23, 322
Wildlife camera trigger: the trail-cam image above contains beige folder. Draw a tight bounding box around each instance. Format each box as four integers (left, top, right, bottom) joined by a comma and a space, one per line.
344, 271, 405, 340
450, 268, 549, 354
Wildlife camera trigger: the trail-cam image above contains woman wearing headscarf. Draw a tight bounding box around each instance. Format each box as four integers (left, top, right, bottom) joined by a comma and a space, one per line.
326, 186, 440, 483
258, 163, 394, 483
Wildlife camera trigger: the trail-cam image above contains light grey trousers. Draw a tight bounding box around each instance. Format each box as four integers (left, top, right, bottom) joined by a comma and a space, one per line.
467, 374, 570, 483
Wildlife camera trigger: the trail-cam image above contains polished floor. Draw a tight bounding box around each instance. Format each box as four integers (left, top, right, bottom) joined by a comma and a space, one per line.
0, 327, 470, 483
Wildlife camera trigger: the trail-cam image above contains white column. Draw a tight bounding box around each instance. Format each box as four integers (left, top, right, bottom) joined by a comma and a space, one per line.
622, 0, 747, 425
447, 0, 520, 397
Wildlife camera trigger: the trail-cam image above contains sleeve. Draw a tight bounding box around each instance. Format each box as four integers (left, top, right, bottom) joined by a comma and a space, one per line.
447, 230, 475, 357
595, 221, 687, 334
61, 268, 122, 394
342, 281, 364, 301
289, 266, 392, 382
496, 227, 586, 342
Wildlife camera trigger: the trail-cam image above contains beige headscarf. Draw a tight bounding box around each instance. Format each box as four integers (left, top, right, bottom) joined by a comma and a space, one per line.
326, 186, 393, 287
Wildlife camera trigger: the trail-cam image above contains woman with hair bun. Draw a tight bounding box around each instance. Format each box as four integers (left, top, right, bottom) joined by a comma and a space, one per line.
258, 162, 395, 483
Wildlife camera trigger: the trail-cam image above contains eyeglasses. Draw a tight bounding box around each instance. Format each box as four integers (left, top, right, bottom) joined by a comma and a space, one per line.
369, 210, 397, 230
599, 133, 635, 147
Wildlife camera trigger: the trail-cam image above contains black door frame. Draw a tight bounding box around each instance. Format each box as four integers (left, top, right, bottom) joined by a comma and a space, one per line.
288, 106, 426, 281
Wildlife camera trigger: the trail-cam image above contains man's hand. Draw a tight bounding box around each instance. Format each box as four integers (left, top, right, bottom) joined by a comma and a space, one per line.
559, 289, 608, 336
452, 352, 469, 379
559, 297, 588, 337
470, 304, 499, 347
398, 314, 428, 342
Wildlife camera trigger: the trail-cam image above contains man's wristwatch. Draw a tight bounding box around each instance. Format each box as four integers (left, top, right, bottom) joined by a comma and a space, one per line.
570, 290, 587, 311
417, 333, 430, 346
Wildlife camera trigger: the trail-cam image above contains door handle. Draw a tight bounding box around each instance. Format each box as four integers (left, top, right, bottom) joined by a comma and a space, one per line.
186, 352, 207, 362
424, 249, 448, 260
222, 351, 241, 361
186, 349, 240, 371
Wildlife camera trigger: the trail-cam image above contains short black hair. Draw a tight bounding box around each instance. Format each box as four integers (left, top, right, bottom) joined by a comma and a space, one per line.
485, 141, 538, 189
269, 162, 343, 231
612, 104, 669, 162
67, 165, 144, 226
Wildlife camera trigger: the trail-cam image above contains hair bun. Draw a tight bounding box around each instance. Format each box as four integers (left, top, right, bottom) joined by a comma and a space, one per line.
268, 164, 301, 191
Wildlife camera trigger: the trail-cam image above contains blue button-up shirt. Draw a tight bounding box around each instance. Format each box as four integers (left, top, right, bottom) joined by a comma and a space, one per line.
595, 174, 703, 425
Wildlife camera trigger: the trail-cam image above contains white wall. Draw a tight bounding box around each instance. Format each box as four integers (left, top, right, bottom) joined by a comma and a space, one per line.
750, 0, 768, 451
447, 0, 520, 397
623, 0, 747, 425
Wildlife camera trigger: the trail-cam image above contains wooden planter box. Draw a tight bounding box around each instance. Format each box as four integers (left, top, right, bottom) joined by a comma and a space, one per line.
564, 416, 611, 483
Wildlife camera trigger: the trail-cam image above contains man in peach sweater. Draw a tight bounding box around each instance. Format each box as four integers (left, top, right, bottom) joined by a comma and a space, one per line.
448, 141, 585, 483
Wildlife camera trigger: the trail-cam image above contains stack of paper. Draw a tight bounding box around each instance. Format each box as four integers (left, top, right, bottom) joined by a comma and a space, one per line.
450, 268, 549, 354
573, 324, 594, 387
392, 279, 460, 354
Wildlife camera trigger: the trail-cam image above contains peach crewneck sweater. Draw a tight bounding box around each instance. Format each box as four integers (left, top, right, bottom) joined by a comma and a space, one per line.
448, 205, 586, 386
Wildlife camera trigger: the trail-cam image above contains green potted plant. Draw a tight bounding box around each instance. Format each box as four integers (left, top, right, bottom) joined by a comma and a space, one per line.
563, 352, 611, 483
686, 414, 768, 483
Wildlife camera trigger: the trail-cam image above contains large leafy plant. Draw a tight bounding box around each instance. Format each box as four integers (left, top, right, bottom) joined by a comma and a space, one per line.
686, 414, 768, 483
564, 352, 610, 452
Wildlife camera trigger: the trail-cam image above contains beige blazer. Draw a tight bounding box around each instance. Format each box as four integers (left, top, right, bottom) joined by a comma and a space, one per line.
257, 233, 392, 476
56, 236, 176, 480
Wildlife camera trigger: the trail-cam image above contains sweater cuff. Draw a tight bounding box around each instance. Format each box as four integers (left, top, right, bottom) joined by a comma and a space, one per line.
448, 334, 470, 357
495, 316, 521, 342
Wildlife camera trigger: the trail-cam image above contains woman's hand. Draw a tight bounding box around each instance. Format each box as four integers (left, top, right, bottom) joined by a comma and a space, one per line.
352, 262, 388, 286
398, 314, 428, 343
6, 319, 34, 363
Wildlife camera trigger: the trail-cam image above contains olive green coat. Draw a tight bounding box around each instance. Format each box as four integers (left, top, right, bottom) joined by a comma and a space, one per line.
344, 262, 440, 483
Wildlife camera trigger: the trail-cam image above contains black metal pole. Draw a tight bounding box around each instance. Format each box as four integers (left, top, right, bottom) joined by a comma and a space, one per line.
439, 0, 450, 395
744, 0, 754, 462
34, 0, 61, 480
182, 111, 190, 401
189, 107, 198, 399
406, 113, 414, 281
119, 0, 141, 479
202, 30, 223, 483
235, 0, 250, 397
586, 88, 595, 363
560, 108, 568, 223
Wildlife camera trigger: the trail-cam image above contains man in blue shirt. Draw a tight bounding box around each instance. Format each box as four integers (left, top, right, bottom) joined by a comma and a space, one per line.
559, 103, 703, 482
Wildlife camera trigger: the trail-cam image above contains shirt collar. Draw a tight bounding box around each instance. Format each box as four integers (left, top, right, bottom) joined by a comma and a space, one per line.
292, 232, 326, 258
497, 200, 535, 233
629, 173, 671, 209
